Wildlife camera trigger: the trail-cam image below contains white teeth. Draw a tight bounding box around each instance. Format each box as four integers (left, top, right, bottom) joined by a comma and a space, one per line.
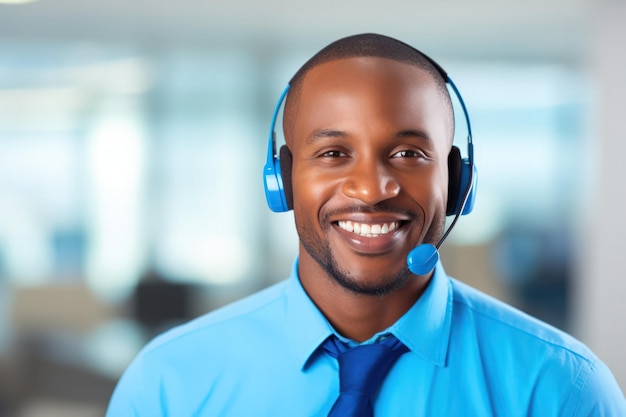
337, 221, 399, 237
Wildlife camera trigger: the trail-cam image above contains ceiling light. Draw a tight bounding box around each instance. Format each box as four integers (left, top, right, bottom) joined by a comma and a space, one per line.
0, 0, 39, 4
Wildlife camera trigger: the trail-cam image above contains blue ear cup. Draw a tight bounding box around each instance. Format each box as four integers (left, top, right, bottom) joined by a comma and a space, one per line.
263, 144, 289, 212
459, 159, 477, 215
263, 85, 291, 212
447, 145, 477, 216
446, 76, 477, 217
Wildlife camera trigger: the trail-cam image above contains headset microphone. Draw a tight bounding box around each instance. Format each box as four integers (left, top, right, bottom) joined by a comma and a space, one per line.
407, 244, 439, 276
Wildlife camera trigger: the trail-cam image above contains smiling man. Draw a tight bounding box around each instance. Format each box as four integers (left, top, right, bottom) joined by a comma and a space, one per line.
287, 54, 451, 342
107, 34, 625, 416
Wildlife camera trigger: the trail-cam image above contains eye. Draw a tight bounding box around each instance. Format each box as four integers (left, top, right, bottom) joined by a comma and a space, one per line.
391, 149, 425, 159
320, 150, 347, 158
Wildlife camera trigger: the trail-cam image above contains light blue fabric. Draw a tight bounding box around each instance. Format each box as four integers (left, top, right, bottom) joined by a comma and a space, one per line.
106, 261, 626, 416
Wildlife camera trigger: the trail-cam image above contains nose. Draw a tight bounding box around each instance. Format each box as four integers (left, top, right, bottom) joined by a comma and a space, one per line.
341, 158, 401, 205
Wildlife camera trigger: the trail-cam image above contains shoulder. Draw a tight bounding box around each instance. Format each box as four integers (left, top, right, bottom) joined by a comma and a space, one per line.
106, 279, 299, 415
450, 277, 593, 359
141, 279, 290, 357
449, 278, 625, 414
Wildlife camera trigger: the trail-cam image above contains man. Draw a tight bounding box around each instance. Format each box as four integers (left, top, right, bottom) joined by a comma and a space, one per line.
107, 34, 625, 416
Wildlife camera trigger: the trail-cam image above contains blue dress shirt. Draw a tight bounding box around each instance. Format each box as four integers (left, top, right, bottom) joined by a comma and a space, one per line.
106, 261, 625, 416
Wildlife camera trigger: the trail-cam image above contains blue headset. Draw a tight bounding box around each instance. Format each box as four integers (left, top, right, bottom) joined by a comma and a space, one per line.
263, 54, 477, 218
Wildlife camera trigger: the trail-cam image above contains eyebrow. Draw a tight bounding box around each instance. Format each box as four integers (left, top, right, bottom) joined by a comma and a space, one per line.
304, 128, 433, 145
396, 129, 432, 142
305, 129, 346, 144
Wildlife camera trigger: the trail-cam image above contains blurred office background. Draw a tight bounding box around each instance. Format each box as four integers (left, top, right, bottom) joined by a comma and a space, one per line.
0, 0, 624, 415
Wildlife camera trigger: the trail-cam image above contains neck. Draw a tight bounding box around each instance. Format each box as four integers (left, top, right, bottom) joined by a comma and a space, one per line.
298, 253, 431, 342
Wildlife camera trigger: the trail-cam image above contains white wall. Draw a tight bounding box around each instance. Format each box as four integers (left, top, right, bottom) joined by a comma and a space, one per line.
576, 1, 626, 392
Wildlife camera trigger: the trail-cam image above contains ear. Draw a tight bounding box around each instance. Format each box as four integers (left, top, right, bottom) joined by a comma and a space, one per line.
279, 145, 294, 210
446, 146, 462, 216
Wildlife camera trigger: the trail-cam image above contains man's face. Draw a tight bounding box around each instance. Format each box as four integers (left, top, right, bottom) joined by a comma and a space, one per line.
289, 57, 451, 296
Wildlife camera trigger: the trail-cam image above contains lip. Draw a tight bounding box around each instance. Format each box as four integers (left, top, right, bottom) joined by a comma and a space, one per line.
331, 218, 409, 255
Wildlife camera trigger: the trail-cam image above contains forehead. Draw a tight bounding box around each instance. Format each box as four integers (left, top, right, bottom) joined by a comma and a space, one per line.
292, 56, 450, 145
301, 56, 432, 91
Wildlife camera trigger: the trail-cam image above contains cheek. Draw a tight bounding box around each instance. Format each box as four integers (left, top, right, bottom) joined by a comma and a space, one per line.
291, 167, 338, 219
405, 166, 448, 212
291, 145, 345, 194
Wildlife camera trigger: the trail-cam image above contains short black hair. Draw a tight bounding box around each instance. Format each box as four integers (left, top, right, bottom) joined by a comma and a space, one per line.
283, 33, 454, 143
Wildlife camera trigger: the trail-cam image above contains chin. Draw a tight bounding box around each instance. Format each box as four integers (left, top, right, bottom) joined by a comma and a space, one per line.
330, 263, 414, 297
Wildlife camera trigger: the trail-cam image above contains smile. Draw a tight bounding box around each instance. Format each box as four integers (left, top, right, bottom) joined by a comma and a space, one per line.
337, 221, 399, 237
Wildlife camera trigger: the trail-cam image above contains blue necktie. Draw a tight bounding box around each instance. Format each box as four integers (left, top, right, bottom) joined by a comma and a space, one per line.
322, 335, 409, 417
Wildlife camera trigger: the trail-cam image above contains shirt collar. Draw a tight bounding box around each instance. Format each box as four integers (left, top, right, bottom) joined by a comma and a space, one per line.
389, 261, 453, 367
284, 258, 336, 370
285, 258, 453, 369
